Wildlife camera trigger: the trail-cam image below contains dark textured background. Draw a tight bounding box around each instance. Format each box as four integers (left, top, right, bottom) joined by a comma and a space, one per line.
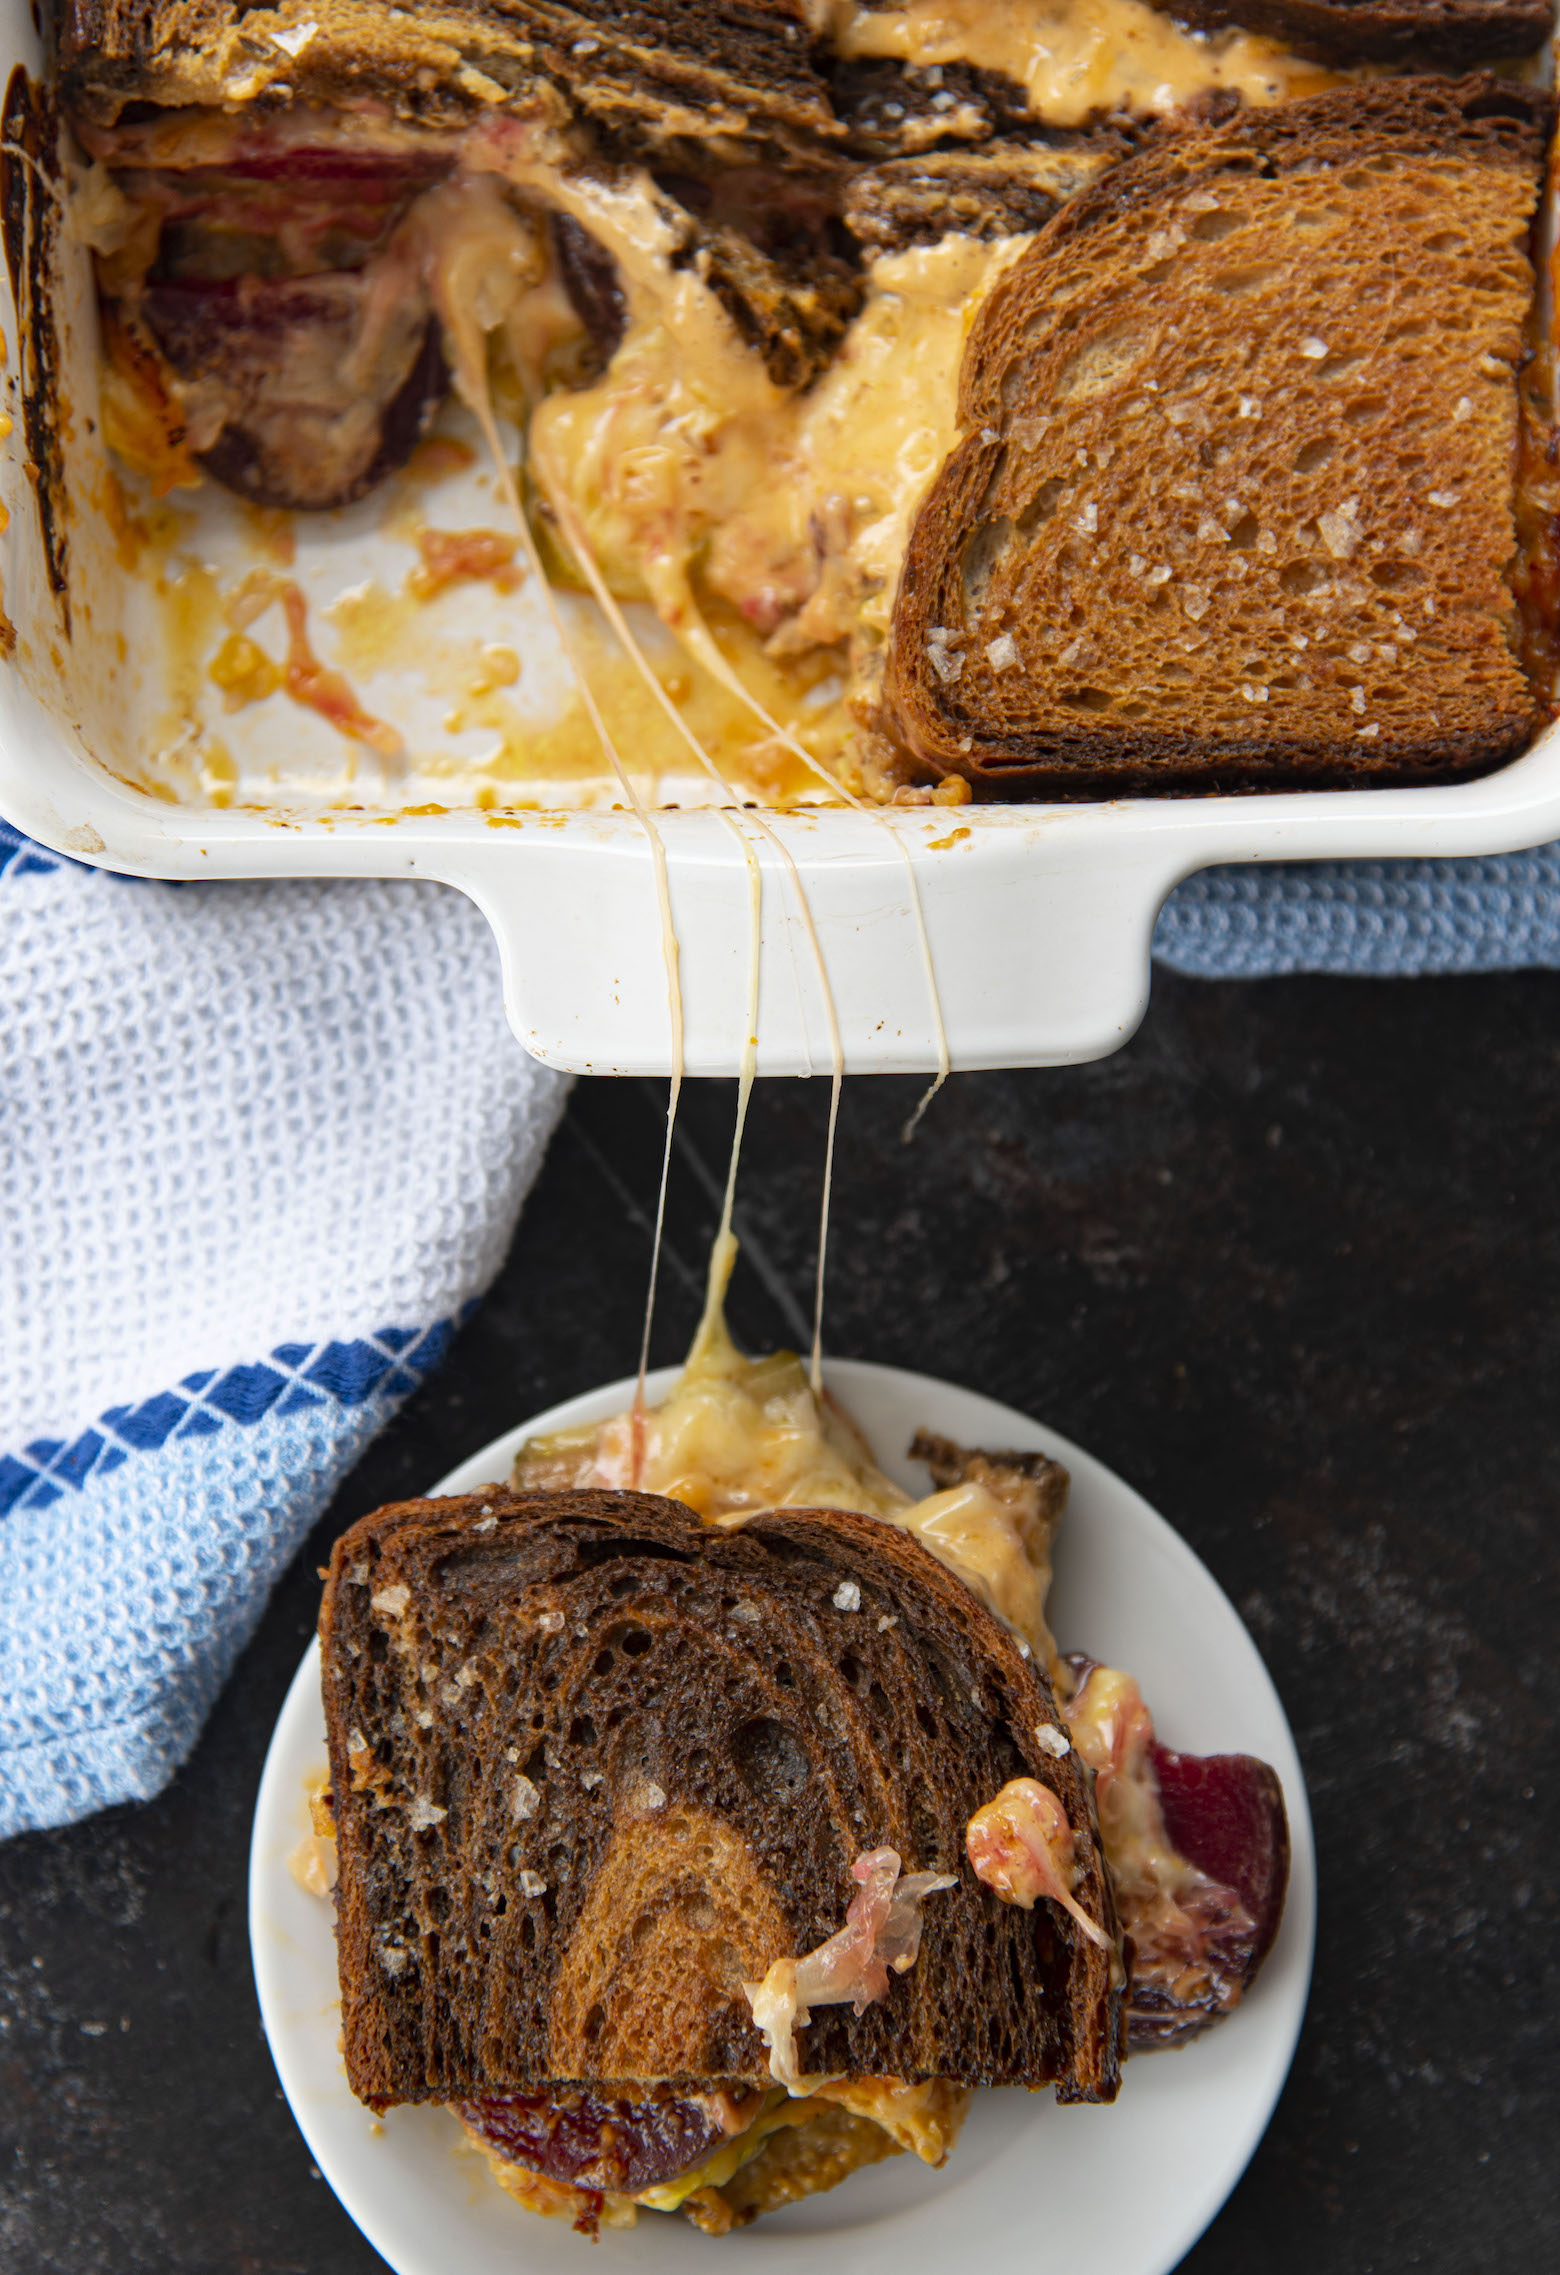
2, 964, 1557, 2274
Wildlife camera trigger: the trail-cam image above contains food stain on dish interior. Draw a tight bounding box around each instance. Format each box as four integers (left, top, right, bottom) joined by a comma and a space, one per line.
107, 415, 853, 814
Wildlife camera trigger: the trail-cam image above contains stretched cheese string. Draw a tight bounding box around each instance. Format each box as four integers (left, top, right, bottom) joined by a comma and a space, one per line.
810, 1060, 843, 1397
426, 217, 682, 1471
657, 589, 950, 1145
541, 491, 846, 1391
685, 805, 765, 1364
632, 1075, 682, 1474
1, 139, 65, 207
472, 146, 949, 1130
428, 178, 943, 1389
717, 806, 763, 1256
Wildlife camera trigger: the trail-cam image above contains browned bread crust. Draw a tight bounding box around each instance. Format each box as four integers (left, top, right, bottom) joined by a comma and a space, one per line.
844, 140, 1128, 254
908, 1430, 1070, 1520
320, 1487, 1122, 2110
1161, 0, 1553, 66
881, 74, 1553, 800
827, 56, 1039, 158
57, 1, 839, 157
650, 168, 867, 387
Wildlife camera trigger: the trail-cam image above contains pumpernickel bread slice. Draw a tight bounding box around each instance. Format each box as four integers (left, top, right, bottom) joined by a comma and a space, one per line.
319, 1487, 1122, 2110
882, 74, 1555, 799
1160, 0, 1553, 66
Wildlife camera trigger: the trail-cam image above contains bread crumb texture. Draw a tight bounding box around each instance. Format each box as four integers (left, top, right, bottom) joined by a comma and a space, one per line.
884, 76, 1552, 797
317, 1489, 1121, 2108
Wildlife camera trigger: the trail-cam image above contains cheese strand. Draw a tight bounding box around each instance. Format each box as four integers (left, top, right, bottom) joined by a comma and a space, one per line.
662, 589, 950, 1138
543, 492, 847, 1393
715, 806, 763, 1257
810, 1059, 843, 1399
426, 199, 683, 1463
682, 806, 765, 1368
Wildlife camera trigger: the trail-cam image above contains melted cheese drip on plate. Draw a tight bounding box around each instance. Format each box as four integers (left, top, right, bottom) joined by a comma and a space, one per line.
1064, 1662, 1213, 1915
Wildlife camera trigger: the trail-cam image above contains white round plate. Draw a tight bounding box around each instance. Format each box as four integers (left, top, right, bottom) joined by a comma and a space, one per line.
251, 1362, 1315, 2275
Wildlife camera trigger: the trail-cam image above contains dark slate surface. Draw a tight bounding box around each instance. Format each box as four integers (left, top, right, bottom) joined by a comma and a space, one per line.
2, 965, 1557, 2275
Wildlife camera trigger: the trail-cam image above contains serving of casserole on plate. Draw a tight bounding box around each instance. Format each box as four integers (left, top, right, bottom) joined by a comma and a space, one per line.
4, 0, 1560, 1073
252, 1360, 1316, 2275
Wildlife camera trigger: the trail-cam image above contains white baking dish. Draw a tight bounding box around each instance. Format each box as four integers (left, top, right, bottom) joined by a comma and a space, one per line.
4, 2, 1559, 1077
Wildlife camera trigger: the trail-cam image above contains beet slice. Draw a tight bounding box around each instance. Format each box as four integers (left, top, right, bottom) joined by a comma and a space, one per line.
1124, 1747, 1291, 2047
1063, 1654, 1291, 2050
203, 147, 449, 189
1150, 1743, 1290, 1977
141, 272, 448, 511
456, 2085, 747, 2194
104, 144, 453, 509
197, 315, 447, 512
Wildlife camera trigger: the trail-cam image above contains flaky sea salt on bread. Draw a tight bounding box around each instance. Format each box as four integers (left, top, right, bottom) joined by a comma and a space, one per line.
319, 1487, 1122, 2109
882, 74, 1556, 801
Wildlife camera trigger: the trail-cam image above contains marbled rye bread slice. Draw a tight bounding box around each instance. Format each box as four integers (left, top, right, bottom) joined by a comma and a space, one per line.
58, 1, 840, 157
319, 1488, 1122, 2110
882, 75, 1554, 799
1161, 0, 1554, 66
844, 141, 1129, 255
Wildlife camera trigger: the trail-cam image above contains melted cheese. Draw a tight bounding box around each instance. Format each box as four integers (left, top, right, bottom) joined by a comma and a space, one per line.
488, 153, 1023, 653
512, 1239, 1053, 1653
899, 1483, 1050, 1656
814, 2076, 969, 2165
814, 0, 1355, 130
715, 235, 1023, 646
633, 2091, 819, 2210
519, 1235, 908, 1521
1064, 1662, 1209, 1913
288, 1769, 339, 1895
634, 2073, 967, 2209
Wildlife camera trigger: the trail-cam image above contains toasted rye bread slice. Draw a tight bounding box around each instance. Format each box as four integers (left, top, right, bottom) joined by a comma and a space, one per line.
320, 1488, 1122, 2110
881, 74, 1554, 800
1162, 0, 1553, 66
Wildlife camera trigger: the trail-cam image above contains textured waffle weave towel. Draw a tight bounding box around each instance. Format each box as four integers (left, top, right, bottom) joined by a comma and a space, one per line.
1154, 847, 1560, 975
0, 824, 569, 1840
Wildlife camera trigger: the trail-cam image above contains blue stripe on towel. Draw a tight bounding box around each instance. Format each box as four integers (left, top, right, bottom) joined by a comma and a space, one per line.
0, 1314, 474, 1838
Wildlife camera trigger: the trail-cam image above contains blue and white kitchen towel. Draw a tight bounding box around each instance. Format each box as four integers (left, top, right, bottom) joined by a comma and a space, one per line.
6, 818, 1560, 1842
1157, 843, 1560, 976
0, 822, 569, 1840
